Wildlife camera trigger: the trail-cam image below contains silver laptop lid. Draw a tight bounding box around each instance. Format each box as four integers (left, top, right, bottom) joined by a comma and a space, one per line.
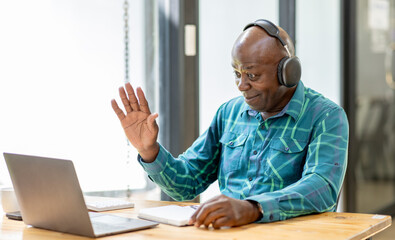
4, 153, 95, 237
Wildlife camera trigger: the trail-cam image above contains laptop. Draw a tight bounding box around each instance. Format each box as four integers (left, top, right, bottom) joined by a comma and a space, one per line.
3, 153, 158, 238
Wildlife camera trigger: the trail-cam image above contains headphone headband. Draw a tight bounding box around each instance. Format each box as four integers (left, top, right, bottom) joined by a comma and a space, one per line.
243, 19, 291, 56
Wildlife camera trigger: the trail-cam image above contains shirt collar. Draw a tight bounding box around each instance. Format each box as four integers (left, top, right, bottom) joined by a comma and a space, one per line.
239, 81, 305, 121
239, 101, 253, 118
284, 81, 305, 121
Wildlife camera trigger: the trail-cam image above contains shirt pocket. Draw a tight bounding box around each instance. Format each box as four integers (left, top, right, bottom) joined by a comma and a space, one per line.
219, 132, 248, 173
265, 137, 308, 184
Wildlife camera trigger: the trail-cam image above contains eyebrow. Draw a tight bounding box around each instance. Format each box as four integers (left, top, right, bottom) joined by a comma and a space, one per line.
231, 64, 256, 71
244, 65, 255, 70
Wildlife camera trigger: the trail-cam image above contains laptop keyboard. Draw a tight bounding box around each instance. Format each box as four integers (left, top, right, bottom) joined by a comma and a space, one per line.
85, 197, 134, 211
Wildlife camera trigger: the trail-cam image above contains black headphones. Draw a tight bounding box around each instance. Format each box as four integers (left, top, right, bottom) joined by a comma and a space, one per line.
243, 19, 301, 88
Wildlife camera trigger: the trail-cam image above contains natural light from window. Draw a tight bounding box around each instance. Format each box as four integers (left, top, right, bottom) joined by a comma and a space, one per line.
0, 1, 148, 192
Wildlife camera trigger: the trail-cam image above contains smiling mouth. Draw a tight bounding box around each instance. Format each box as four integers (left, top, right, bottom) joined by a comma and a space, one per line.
244, 94, 259, 100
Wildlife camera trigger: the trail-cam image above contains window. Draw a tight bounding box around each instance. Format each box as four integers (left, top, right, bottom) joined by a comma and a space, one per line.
0, 1, 156, 194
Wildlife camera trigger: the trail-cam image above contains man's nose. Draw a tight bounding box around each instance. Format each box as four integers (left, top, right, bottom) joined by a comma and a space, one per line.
237, 75, 250, 91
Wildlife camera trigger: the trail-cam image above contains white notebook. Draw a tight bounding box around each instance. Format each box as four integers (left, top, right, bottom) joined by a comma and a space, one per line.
138, 205, 198, 226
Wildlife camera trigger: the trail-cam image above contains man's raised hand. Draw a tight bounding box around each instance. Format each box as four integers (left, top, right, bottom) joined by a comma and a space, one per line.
111, 83, 159, 162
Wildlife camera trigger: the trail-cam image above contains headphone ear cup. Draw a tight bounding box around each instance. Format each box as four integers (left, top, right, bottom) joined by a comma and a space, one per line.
278, 56, 301, 88
277, 57, 288, 86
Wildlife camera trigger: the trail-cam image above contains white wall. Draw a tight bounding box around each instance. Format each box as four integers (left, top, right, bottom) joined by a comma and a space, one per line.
296, 0, 341, 105
199, 0, 279, 202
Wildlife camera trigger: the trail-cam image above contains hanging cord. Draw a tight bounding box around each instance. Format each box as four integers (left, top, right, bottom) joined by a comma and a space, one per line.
124, 0, 129, 83
123, 0, 132, 198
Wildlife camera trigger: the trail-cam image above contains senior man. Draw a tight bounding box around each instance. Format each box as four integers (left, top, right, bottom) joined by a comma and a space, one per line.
111, 19, 349, 229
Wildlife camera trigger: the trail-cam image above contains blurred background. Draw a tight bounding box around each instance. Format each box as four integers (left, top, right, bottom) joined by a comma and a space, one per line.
0, 0, 394, 238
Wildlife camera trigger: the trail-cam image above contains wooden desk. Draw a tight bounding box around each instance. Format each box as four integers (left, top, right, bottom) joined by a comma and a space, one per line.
0, 200, 391, 240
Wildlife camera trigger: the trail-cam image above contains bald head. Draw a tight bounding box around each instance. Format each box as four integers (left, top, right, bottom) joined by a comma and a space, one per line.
232, 24, 295, 66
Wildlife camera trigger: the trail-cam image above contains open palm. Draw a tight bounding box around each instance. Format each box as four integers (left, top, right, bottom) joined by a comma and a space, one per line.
111, 83, 159, 161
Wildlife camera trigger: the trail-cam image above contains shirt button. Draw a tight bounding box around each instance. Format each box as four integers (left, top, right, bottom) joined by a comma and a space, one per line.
253, 150, 257, 155
229, 141, 234, 146
248, 177, 253, 181
248, 110, 257, 116
285, 147, 289, 151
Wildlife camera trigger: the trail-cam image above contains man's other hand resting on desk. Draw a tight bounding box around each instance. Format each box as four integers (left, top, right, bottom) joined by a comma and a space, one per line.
188, 195, 262, 229
111, 19, 349, 229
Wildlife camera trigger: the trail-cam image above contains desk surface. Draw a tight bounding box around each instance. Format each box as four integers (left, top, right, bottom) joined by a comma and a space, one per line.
0, 199, 392, 240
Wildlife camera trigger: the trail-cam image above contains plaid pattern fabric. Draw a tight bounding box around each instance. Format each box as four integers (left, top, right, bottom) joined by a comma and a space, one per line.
139, 81, 349, 222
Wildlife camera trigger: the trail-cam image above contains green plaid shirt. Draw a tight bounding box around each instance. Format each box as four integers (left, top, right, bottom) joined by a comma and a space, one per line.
139, 81, 349, 222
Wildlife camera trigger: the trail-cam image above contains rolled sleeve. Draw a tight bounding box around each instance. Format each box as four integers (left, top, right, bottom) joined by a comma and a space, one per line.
138, 143, 169, 175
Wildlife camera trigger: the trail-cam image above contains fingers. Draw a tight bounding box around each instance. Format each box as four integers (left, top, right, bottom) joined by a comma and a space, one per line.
119, 87, 133, 113
191, 201, 222, 228
125, 83, 140, 111
202, 208, 227, 228
118, 83, 151, 114
111, 99, 126, 121
212, 217, 229, 229
189, 195, 252, 229
147, 113, 159, 132
189, 195, 220, 224
136, 87, 151, 114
